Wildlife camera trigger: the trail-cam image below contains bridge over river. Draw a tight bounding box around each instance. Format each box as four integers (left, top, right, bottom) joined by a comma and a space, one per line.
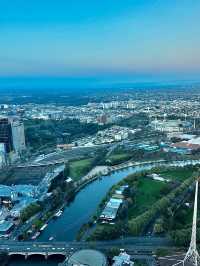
0, 237, 172, 259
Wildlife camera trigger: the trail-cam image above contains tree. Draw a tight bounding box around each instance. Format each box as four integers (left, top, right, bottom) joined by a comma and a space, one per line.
153, 221, 164, 234
0, 252, 8, 266
20, 203, 42, 222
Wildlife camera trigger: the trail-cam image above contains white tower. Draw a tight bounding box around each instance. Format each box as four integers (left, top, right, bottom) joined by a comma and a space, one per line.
183, 180, 200, 266
172, 180, 200, 266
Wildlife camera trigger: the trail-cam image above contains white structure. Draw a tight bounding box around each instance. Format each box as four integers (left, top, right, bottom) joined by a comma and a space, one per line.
183, 181, 200, 266
188, 138, 200, 145
173, 180, 200, 266
100, 198, 123, 221
151, 119, 183, 132
65, 249, 107, 266
112, 252, 134, 266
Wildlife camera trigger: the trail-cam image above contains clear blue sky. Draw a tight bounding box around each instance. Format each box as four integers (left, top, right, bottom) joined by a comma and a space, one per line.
0, 0, 200, 88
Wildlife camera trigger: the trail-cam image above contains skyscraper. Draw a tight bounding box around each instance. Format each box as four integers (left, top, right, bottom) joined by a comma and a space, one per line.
11, 118, 26, 155
0, 117, 13, 153
0, 143, 6, 168
0, 116, 26, 157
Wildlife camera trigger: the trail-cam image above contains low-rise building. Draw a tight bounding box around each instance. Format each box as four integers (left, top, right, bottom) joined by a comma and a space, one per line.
112, 252, 134, 266
100, 185, 129, 221
66, 249, 107, 266
0, 220, 14, 236
10, 197, 36, 218
170, 137, 200, 153
151, 119, 192, 133
100, 198, 123, 221
0, 186, 18, 202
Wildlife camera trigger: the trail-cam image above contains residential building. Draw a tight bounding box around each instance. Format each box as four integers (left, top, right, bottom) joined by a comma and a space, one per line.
0, 220, 14, 236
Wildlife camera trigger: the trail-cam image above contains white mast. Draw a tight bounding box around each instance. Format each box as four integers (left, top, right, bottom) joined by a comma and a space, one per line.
183, 180, 200, 266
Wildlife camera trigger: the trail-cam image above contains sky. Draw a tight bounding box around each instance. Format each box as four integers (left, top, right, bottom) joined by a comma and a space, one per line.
0, 0, 200, 88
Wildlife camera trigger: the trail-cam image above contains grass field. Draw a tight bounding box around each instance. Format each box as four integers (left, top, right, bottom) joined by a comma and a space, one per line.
128, 167, 194, 218
88, 165, 198, 241
128, 178, 168, 218
108, 153, 130, 162
69, 158, 93, 180
159, 168, 193, 181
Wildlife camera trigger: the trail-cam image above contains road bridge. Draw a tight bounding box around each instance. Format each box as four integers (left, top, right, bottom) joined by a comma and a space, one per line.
0, 237, 172, 259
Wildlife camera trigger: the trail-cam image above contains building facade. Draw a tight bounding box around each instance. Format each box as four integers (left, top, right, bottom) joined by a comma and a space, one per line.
11, 119, 26, 154
0, 117, 13, 153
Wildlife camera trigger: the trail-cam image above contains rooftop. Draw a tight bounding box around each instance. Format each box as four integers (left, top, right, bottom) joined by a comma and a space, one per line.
0, 220, 14, 233
67, 249, 107, 266
113, 252, 134, 266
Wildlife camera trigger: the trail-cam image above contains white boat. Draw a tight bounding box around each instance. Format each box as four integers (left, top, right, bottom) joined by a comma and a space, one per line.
49, 236, 54, 241
54, 210, 63, 217
31, 232, 40, 240
40, 224, 48, 231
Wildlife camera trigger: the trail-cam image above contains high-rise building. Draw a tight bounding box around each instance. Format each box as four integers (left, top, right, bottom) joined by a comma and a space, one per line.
11, 118, 26, 154
0, 116, 26, 157
0, 143, 6, 168
0, 117, 13, 153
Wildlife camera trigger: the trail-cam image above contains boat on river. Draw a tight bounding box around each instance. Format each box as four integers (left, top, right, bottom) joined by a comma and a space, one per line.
54, 210, 63, 218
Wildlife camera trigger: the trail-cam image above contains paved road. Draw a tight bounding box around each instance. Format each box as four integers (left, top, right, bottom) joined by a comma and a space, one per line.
0, 237, 172, 255
131, 255, 157, 266
19, 145, 107, 167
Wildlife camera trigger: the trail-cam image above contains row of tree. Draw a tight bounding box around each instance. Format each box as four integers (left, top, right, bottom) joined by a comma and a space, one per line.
20, 203, 42, 222
128, 176, 194, 235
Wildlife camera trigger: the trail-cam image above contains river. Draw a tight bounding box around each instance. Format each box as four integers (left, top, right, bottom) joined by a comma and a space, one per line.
7, 160, 200, 265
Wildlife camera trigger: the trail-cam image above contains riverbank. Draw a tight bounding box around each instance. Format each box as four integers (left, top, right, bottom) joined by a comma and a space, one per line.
13, 158, 200, 242
85, 163, 198, 244
38, 161, 200, 241
74, 158, 200, 189
73, 158, 200, 197
6, 159, 200, 266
